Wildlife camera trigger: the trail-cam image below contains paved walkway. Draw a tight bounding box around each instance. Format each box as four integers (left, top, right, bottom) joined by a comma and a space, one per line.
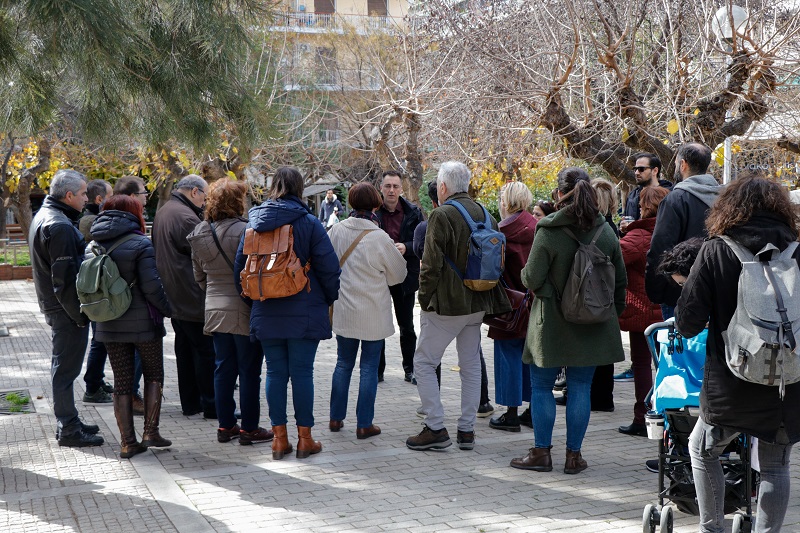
1, 279, 799, 532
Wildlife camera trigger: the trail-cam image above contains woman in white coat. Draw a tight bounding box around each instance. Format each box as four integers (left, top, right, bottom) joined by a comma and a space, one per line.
327, 183, 407, 439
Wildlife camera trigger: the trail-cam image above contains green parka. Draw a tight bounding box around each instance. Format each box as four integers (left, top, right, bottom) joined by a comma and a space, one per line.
418, 192, 511, 317
521, 210, 627, 367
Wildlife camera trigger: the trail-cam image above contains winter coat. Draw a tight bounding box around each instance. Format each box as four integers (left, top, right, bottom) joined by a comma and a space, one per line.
79, 203, 101, 243
376, 195, 424, 295
319, 197, 343, 223
488, 210, 537, 341
188, 217, 251, 337
622, 180, 674, 221
90, 210, 172, 343
521, 210, 627, 368
152, 192, 206, 322
675, 213, 800, 444
328, 218, 407, 341
418, 192, 511, 317
618, 217, 662, 332
645, 174, 722, 307
29, 196, 88, 326
234, 195, 341, 341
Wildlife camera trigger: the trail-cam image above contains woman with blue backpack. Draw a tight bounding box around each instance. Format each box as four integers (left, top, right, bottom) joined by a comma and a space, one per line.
676, 174, 800, 533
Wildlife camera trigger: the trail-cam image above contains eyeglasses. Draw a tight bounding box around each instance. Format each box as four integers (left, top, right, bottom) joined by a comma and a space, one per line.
633, 166, 654, 173
135, 191, 148, 196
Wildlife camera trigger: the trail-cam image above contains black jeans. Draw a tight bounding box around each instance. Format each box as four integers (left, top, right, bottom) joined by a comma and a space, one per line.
379, 284, 417, 376
45, 311, 89, 433
590, 363, 615, 410
83, 321, 108, 393
171, 319, 216, 416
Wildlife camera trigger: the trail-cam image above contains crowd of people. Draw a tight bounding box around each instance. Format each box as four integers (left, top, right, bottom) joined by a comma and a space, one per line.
27, 141, 800, 531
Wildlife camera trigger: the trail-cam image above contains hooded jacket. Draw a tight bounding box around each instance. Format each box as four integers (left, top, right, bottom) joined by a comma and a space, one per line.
618, 217, 662, 332
29, 196, 88, 325
521, 210, 627, 368
234, 196, 340, 341
188, 217, 251, 336
645, 174, 722, 308
90, 210, 172, 343
675, 213, 800, 443
151, 191, 206, 322
488, 209, 537, 341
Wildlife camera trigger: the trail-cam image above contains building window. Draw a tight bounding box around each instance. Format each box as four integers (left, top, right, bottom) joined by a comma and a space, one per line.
315, 0, 334, 13
367, 0, 387, 16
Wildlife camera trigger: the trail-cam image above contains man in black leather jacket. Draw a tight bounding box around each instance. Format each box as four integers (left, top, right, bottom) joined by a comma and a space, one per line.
29, 169, 104, 447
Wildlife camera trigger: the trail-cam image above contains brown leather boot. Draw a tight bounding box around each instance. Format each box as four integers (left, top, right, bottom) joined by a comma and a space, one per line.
296, 426, 322, 459
509, 447, 553, 471
272, 425, 293, 460
564, 449, 588, 474
113, 394, 147, 459
141, 382, 172, 448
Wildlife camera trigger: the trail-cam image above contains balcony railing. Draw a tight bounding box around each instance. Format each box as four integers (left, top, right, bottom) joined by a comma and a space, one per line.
272, 12, 403, 32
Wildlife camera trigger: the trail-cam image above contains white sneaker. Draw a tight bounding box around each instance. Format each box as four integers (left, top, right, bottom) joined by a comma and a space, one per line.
416, 406, 426, 418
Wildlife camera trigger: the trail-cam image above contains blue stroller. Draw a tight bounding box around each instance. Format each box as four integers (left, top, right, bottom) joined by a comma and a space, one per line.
640, 320, 755, 533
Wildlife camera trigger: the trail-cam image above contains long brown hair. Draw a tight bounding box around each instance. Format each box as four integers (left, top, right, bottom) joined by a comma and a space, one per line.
706, 173, 798, 237
102, 194, 146, 233
556, 167, 598, 231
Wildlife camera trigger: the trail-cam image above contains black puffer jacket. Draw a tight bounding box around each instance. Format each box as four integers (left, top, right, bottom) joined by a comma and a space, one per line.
675, 213, 800, 443
90, 210, 172, 343
29, 196, 87, 326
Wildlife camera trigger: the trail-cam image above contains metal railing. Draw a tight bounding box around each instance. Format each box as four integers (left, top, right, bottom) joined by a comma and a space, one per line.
273, 11, 402, 32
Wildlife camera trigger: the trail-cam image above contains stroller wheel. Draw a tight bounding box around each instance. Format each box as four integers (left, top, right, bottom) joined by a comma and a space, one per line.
732, 513, 751, 533
642, 504, 658, 533
659, 505, 673, 533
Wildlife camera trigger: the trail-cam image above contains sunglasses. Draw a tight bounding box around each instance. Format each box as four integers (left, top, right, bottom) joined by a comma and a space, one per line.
633, 166, 653, 173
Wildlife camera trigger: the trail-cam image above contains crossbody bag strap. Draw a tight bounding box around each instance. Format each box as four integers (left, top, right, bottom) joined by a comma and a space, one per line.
339, 230, 372, 268
209, 222, 234, 271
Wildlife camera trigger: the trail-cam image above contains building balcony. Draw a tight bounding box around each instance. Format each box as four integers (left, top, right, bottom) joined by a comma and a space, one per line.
270, 11, 404, 34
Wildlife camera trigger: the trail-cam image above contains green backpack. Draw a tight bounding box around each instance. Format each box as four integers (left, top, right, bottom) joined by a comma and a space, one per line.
76, 234, 138, 322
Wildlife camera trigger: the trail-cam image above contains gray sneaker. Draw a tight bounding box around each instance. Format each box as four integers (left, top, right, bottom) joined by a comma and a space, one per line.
82, 388, 113, 404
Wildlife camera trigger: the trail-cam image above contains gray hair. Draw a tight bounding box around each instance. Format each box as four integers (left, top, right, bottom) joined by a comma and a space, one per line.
437, 161, 471, 194
175, 174, 208, 192
49, 170, 87, 200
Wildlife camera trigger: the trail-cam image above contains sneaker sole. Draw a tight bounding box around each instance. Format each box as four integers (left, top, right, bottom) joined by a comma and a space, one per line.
476, 411, 494, 418
82, 396, 112, 404
240, 438, 274, 446
406, 439, 452, 451
458, 442, 474, 450
217, 435, 240, 443
489, 424, 521, 432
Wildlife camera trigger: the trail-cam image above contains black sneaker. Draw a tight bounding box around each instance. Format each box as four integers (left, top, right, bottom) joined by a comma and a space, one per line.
519, 407, 533, 428
645, 459, 659, 473
456, 430, 475, 450
100, 381, 114, 393
489, 412, 521, 432
406, 425, 452, 451
58, 429, 104, 448
477, 402, 495, 418
82, 388, 112, 404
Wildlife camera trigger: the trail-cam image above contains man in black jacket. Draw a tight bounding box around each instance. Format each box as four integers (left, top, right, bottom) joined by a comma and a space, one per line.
377, 170, 423, 383
645, 143, 721, 318
619, 153, 673, 232
30, 169, 104, 447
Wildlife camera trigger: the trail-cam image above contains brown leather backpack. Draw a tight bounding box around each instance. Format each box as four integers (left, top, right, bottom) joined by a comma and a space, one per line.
240, 225, 311, 300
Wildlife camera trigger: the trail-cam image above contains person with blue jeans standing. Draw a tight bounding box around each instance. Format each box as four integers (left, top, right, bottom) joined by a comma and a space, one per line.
234, 167, 340, 460
189, 178, 273, 446
676, 175, 800, 532
511, 167, 627, 474
327, 183, 407, 439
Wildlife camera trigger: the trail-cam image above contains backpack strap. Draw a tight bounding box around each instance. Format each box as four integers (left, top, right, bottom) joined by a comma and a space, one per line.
339, 230, 372, 268
105, 233, 139, 254
442, 199, 492, 279
762, 263, 797, 353
209, 222, 234, 271
719, 236, 756, 263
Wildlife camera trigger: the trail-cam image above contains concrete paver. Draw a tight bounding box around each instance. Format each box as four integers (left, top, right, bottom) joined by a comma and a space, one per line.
2, 278, 800, 532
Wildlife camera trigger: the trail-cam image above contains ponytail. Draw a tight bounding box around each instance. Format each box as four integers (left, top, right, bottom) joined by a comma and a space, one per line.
556, 167, 599, 231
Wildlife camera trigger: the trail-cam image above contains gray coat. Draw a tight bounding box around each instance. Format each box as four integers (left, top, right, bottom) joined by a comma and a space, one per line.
188, 218, 251, 336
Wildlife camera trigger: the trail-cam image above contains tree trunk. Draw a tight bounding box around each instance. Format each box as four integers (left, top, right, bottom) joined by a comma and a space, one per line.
9, 138, 50, 243
0, 136, 13, 240
402, 111, 423, 207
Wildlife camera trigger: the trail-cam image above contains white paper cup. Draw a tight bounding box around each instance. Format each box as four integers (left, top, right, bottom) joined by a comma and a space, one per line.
645, 412, 665, 440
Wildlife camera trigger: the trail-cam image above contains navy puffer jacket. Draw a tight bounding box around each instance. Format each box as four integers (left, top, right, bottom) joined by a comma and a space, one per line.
234, 196, 341, 341
90, 210, 172, 343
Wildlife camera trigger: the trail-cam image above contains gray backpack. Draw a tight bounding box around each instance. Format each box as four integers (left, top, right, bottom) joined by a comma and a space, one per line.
553, 225, 616, 324
720, 236, 800, 398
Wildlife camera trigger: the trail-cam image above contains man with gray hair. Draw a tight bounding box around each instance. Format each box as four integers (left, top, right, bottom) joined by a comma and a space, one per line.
406, 162, 510, 452
30, 169, 104, 447
152, 174, 216, 418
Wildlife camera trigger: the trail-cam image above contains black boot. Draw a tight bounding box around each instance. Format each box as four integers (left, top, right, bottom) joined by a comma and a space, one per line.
141, 382, 172, 448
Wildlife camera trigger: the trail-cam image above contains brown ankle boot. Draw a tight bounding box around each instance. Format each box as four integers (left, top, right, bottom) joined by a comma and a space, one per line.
564, 449, 588, 474
509, 447, 553, 471
272, 425, 293, 460
113, 394, 147, 459
141, 382, 171, 448
296, 426, 322, 459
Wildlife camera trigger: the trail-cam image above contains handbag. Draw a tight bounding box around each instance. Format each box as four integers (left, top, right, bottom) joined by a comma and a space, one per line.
329, 229, 373, 322
483, 279, 533, 336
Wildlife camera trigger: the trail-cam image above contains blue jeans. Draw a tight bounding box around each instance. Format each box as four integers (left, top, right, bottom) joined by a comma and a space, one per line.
83, 321, 108, 393
689, 417, 793, 533
213, 333, 264, 431
493, 338, 530, 407
261, 338, 319, 427
330, 336, 382, 428
529, 363, 595, 451
45, 311, 90, 434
